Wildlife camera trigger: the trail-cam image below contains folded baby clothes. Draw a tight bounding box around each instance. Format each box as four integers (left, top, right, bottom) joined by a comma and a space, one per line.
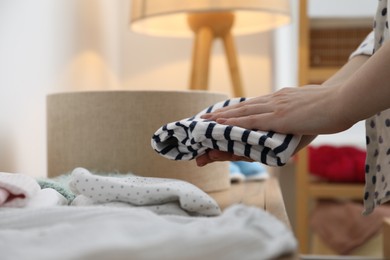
229, 162, 246, 182
69, 167, 221, 216
72, 195, 191, 216
0, 172, 41, 207
151, 98, 301, 166
230, 161, 269, 182
37, 175, 76, 202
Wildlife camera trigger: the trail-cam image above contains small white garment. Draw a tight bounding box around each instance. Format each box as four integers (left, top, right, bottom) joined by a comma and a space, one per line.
152, 98, 301, 166
27, 188, 68, 208
0, 172, 41, 207
69, 167, 221, 216
0, 204, 297, 260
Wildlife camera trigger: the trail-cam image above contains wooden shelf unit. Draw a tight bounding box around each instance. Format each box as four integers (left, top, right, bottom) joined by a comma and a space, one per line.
308, 182, 364, 199
295, 0, 366, 253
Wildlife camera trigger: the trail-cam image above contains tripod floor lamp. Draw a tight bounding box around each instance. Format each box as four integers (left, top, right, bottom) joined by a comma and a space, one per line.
130, 0, 290, 97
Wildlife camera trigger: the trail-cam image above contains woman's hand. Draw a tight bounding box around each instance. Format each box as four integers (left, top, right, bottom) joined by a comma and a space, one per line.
196, 85, 351, 167
201, 85, 353, 135
196, 150, 253, 167
195, 55, 371, 167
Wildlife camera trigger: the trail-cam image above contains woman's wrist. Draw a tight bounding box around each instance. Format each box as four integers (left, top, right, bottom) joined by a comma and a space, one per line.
331, 84, 359, 130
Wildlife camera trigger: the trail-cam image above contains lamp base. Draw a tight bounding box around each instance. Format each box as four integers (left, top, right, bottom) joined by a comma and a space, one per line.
47, 90, 231, 193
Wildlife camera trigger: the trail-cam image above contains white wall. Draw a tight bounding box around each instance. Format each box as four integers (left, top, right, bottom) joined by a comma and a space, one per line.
0, 0, 275, 177
0, 0, 127, 177
273, 0, 299, 91
0, 0, 67, 177
308, 0, 376, 18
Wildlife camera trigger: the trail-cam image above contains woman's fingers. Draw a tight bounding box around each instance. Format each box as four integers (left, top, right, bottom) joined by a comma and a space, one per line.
216, 113, 278, 132
202, 86, 350, 135
196, 150, 253, 166
203, 104, 273, 122
201, 96, 270, 119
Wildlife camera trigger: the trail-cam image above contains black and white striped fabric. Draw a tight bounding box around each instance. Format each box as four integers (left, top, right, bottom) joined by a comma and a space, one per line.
151, 98, 301, 166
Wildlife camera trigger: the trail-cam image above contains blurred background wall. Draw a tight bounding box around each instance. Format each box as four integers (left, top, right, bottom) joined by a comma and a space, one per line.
0, 0, 376, 178
0, 0, 282, 177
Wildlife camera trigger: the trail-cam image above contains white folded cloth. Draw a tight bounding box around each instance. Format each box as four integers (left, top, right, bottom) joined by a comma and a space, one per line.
152, 98, 301, 166
27, 188, 68, 208
72, 195, 190, 216
0, 204, 297, 260
69, 167, 221, 216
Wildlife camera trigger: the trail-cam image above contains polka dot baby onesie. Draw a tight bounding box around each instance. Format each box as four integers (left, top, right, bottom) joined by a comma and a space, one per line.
69, 167, 221, 216
351, 0, 390, 214
151, 98, 301, 166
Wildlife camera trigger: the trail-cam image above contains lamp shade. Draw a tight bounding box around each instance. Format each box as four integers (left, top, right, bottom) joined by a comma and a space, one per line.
130, 0, 291, 37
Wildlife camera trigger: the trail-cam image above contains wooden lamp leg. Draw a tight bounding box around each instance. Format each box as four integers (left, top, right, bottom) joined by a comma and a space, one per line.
189, 27, 213, 91
187, 12, 245, 96
222, 32, 244, 97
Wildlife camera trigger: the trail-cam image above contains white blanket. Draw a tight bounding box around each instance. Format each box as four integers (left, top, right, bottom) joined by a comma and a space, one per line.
0, 204, 297, 260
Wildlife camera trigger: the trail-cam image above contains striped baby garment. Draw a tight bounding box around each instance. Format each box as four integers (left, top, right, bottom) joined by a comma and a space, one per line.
151, 98, 301, 166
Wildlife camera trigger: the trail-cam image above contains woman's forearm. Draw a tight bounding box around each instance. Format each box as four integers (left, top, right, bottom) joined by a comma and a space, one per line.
337, 41, 390, 124
322, 55, 369, 88
293, 55, 370, 152
201, 52, 372, 135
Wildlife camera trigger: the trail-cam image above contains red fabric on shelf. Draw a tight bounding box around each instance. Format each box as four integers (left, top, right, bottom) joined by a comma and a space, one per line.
308, 145, 366, 183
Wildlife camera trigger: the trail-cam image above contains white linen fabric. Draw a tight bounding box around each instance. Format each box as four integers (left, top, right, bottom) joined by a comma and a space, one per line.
151, 98, 301, 167
71, 195, 191, 216
0, 204, 297, 260
349, 1, 390, 215
69, 167, 221, 216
